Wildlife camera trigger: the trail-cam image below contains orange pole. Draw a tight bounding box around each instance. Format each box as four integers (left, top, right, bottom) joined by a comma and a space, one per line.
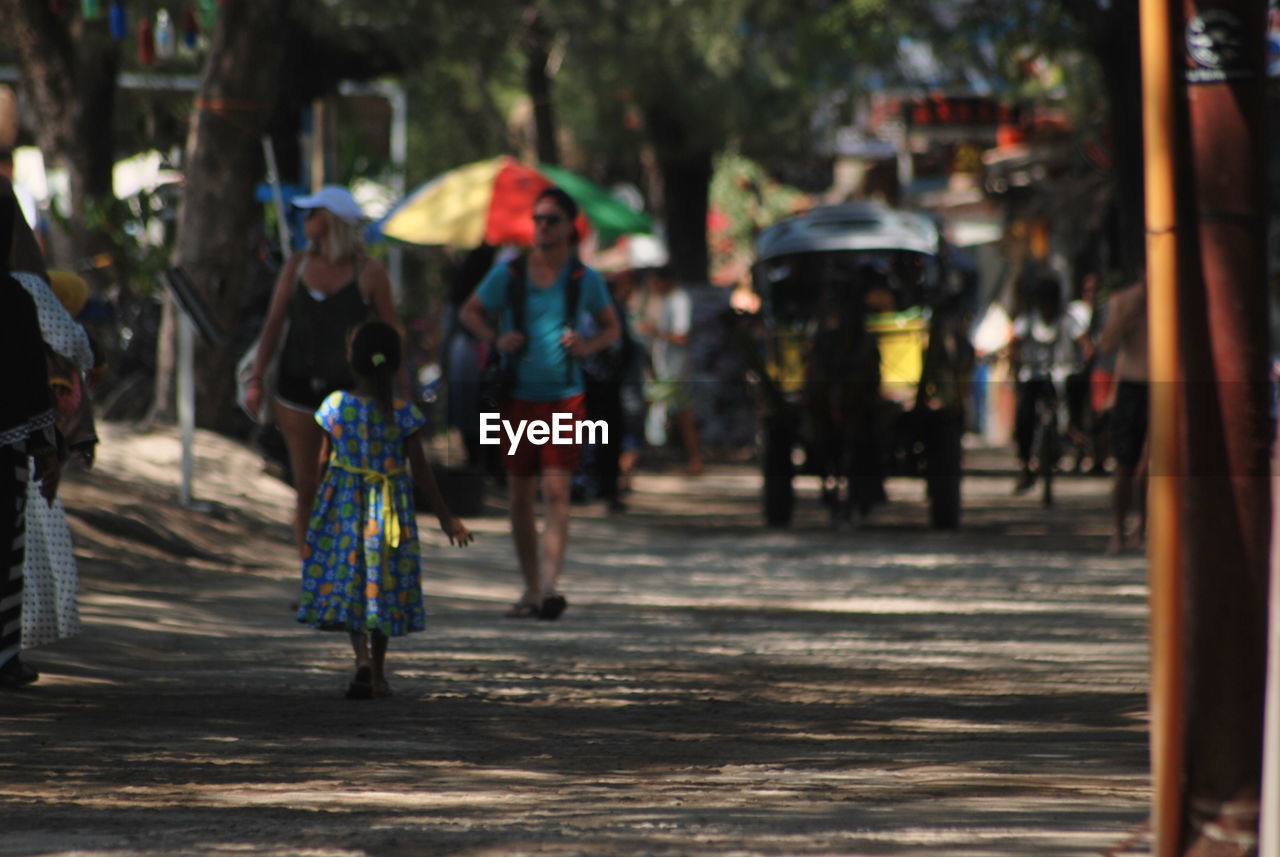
1139, 0, 1185, 854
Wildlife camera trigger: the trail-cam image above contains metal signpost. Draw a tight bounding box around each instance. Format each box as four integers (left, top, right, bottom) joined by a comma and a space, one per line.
160, 267, 226, 507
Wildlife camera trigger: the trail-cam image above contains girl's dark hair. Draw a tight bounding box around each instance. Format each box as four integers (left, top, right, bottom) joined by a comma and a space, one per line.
350, 320, 401, 419
536, 186, 580, 244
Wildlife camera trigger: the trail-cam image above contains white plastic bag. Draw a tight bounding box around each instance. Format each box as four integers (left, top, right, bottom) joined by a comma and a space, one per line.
235, 322, 286, 424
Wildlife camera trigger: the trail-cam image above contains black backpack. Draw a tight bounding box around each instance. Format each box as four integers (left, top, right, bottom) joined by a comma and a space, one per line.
478, 255, 585, 408
583, 293, 634, 384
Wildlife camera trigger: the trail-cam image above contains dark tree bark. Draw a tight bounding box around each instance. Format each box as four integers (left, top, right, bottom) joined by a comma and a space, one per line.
1062, 0, 1146, 277
3, 0, 119, 264
523, 4, 560, 166
154, 2, 405, 429
645, 103, 711, 284
164, 0, 292, 432
658, 149, 712, 285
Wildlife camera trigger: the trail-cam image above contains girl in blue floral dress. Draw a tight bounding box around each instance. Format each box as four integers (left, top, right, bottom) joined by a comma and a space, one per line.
298, 320, 472, 699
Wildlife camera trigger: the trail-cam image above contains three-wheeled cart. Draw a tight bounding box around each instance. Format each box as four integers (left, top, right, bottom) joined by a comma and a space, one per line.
746, 202, 973, 528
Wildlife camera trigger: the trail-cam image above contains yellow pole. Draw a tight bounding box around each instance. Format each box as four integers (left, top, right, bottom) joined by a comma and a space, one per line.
1139, 0, 1185, 854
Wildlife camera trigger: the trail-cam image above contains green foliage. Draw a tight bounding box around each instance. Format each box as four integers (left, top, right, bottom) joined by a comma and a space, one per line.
284, 0, 1104, 212
709, 152, 810, 281
402, 57, 524, 187
549, 0, 831, 165
47, 189, 176, 298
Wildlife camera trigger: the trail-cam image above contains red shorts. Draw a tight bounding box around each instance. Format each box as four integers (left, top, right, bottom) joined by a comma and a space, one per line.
499, 394, 586, 477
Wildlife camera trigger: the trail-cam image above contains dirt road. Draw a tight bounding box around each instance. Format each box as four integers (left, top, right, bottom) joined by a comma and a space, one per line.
1, 425, 1150, 856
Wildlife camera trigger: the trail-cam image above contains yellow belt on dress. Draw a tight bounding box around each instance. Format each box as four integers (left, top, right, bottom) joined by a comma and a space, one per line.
328, 458, 408, 549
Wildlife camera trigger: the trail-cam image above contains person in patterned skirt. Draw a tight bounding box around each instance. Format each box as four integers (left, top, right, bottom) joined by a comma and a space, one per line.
0, 177, 59, 689
16, 269, 95, 653
296, 321, 472, 699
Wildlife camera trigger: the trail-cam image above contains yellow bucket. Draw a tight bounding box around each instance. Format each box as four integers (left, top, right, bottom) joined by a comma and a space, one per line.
868, 311, 928, 404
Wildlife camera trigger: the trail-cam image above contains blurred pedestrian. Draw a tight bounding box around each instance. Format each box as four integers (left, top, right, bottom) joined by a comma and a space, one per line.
1010, 273, 1091, 493
21, 270, 99, 653
440, 244, 496, 472
1097, 273, 1148, 554
0, 178, 60, 689
460, 187, 619, 620
245, 186, 404, 557
297, 321, 472, 699
1064, 272, 1100, 471
638, 265, 703, 475
581, 269, 641, 512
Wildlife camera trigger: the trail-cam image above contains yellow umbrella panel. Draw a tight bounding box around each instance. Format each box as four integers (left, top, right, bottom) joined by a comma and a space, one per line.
381, 157, 512, 247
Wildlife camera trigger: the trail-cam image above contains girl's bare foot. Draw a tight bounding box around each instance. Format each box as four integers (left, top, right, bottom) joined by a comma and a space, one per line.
1105, 534, 1125, 555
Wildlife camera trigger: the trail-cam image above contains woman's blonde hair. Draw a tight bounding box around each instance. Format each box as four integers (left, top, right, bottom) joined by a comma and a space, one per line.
308, 209, 362, 263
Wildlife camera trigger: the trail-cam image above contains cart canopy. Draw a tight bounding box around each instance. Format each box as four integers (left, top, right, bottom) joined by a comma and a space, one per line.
756, 202, 940, 261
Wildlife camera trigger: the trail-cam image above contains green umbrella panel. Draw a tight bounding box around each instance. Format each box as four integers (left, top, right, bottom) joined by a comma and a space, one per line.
537, 163, 652, 248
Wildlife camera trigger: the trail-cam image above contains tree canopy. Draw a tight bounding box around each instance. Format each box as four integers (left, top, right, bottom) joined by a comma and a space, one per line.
2, 0, 1121, 429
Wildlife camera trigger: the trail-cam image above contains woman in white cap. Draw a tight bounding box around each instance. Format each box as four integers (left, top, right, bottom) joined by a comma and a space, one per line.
246, 185, 401, 556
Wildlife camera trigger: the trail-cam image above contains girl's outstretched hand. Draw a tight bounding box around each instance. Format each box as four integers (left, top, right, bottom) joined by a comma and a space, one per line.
440, 516, 473, 547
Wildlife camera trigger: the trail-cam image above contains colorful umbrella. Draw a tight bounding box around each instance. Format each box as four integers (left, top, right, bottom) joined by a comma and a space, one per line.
379, 156, 651, 248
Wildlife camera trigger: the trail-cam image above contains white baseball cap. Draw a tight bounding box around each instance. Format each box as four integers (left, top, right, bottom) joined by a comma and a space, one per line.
293, 185, 364, 226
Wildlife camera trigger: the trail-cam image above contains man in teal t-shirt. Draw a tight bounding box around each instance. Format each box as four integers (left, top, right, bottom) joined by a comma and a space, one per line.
461, 187, 620, 622
472, 252, 610, 402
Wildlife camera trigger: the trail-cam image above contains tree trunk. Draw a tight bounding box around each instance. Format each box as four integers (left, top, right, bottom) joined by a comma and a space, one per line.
164, 0, 291, 433
1093, 2, 1146, 278
4, 0, 119, 265
645, 103, 711, 284
523, 4, 560, 166
657, 149, 712, 285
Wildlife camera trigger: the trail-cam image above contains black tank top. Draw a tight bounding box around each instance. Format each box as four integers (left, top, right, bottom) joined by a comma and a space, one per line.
279, 263, 371, 393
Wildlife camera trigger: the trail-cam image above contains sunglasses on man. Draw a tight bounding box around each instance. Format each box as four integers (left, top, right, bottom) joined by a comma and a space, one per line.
532, 213, 565, 226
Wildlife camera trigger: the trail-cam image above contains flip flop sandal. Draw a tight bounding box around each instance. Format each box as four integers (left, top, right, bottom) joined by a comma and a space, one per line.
373, 680, 394, 698
345, 666, 373, 700
538, 594, 568, 621
504, 601, 541, 619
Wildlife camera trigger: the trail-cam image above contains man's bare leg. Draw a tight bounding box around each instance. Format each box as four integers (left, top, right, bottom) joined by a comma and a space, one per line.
1129, 454, 1148, 549
507, 474, 543, 613
1108, 465, 1135, 554
540, 469, 573, 596
618, 449, 640, 493
676, 409, 704, 475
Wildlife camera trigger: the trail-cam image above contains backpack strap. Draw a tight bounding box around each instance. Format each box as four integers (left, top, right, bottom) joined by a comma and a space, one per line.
505, 254, 527, 335
563, 257, 586, 383
564, 256, 584, 332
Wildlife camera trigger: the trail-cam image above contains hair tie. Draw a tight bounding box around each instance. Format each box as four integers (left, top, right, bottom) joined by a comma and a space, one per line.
371, 352, 386, 367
